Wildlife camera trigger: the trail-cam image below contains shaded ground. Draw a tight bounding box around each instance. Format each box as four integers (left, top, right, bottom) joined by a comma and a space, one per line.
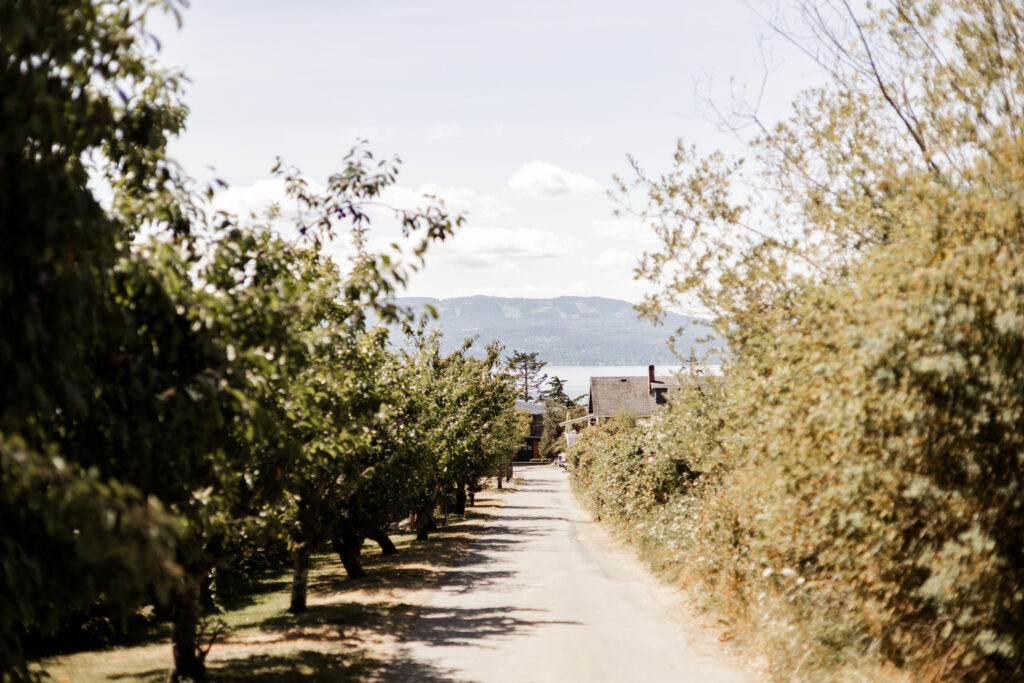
35, 482, 520, 682
35, 470, 757, 682
383, 466, 755, 683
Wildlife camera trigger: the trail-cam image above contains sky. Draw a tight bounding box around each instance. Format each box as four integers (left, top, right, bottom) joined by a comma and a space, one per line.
150, 0, 823, 312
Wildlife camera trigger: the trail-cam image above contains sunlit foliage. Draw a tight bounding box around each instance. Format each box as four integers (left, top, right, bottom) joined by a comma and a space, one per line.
585, 0, 1024, 679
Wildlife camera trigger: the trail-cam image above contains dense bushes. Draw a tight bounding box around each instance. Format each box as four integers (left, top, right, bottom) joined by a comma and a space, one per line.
571, 412, 699, 524
584, 234, 1024, 679
579, 1, 1024, 680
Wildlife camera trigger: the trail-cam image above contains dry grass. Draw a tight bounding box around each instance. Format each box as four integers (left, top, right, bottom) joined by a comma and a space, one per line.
34, 483, 517, 682
582, 485, 919, 683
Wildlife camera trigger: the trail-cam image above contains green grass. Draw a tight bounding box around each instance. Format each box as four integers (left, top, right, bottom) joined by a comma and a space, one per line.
32, 495, 513, 683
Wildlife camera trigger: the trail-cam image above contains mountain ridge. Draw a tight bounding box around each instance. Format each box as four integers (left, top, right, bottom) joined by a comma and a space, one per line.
394, 295, 719, 365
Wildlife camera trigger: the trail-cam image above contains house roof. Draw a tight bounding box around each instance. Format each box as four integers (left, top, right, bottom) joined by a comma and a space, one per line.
515, 400, 546, 415
587, 375, 682, 418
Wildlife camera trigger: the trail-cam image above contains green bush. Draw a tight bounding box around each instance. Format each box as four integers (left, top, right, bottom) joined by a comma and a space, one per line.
570, 410, 701, 526
603, 2, 1024, 679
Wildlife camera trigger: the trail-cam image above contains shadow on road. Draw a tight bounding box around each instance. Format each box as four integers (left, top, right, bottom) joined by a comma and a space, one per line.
404, 606, 581, 646
382, 606, 582, 682
378, 656, 471, 683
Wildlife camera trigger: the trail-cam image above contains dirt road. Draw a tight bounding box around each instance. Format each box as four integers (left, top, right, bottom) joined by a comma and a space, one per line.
383, 466, 752, 683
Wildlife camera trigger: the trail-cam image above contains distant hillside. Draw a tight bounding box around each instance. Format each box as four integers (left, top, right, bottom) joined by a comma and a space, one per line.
394, 295, 719, 365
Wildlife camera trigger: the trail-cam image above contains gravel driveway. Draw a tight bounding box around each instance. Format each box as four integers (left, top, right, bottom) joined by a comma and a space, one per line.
383, 466, 753, 683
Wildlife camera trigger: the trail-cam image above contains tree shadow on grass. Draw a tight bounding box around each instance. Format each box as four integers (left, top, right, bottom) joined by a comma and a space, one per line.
256, 600, 418, 644
209, 650, 372, 682
306, 515, 541, 599
114, 650, 372, 683
216, 575, 292, 613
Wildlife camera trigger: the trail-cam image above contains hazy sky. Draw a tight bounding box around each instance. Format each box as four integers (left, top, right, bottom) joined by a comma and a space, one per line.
152, 1, 821, 310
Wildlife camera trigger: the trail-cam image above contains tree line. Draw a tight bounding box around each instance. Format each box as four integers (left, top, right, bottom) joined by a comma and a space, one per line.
0, 2, 527, 681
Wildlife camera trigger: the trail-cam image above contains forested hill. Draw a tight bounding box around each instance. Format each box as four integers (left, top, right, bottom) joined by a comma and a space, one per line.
394, 295, 719, 365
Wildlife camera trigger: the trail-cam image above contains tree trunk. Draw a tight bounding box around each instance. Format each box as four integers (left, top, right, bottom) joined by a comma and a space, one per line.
370, 529, 398, 556
415, 506, 437, 541
469, 490, 476, 506
169, 578, 204, 682
496, 472, 503, 490
331, 531, 366, 579
289, 544, 311, 613
454, 484, 467, 515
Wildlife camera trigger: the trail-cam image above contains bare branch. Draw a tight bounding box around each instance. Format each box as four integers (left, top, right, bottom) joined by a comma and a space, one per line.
839, 0, 941, 174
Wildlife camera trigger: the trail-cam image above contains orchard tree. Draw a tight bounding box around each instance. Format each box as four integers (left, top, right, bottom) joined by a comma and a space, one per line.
0, 1, 194, 677
0, 0, 464, 680
319, 331, 427, 583
401, 337, 523, 539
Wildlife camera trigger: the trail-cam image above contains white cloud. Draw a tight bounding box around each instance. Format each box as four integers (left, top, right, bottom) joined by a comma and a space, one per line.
430, 226, 569, 268
508, 161, 603, 198
379, 184, 510, 222
207, 178, 510, 245
591, 217, 660, 251
590, 248, 640, 268
211, 178, 287, 218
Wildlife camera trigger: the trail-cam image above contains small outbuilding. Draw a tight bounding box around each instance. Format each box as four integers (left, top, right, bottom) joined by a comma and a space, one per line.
515, 400, 546, 461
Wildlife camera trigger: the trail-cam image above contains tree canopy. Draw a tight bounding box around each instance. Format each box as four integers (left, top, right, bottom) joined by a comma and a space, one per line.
0, 2, 525, 680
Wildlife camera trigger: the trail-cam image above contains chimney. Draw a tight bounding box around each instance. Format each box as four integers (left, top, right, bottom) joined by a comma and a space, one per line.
648, 364, 655, 394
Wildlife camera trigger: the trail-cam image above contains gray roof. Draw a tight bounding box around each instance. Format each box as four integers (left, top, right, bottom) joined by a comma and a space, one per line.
515, 400, 546, 415
587, 375, 681, 418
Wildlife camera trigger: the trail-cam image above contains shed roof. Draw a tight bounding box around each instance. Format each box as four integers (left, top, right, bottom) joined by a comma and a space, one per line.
587, 375, 681, 418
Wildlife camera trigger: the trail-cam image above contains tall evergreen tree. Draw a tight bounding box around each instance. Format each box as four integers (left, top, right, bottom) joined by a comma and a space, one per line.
505, 350, 548, 402
540, 376, 576, 407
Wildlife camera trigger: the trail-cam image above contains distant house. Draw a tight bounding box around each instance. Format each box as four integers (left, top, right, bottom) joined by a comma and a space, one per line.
515, 400, 546, 461
560, 366, 686, 437
588, 365, 681, 420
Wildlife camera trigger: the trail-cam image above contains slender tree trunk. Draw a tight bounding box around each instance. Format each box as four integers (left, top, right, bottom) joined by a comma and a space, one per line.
469, 490, 476, 506
497, 471, 503, 489
415, 505, 437, 541
454, 484, 467, 514
370, 529, 398, 556
289, 544, 311, 613
331, 529, 366, 579
169, 578, 204, 682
